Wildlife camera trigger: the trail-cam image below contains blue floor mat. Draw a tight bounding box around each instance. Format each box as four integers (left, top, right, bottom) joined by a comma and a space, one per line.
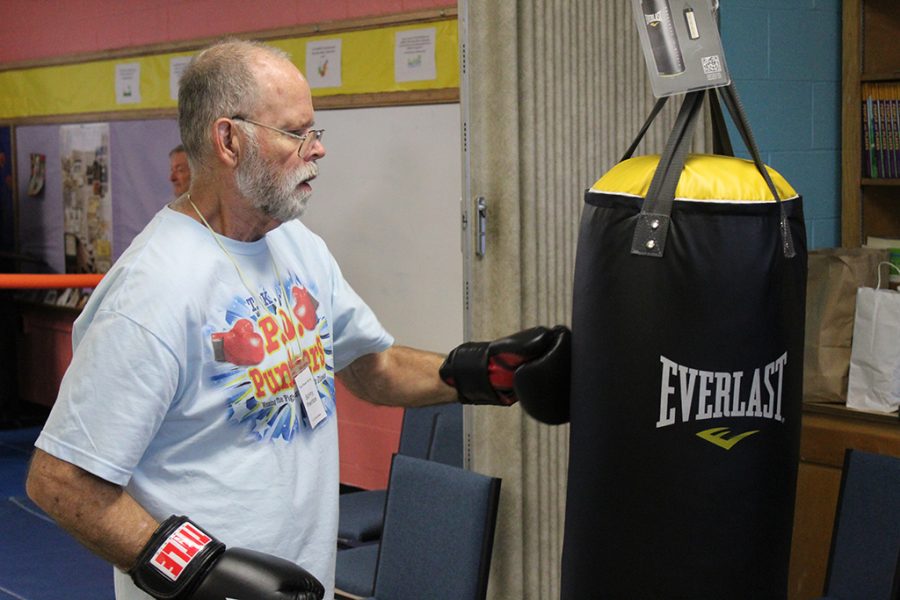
0, 427, 39, 498
0, 428, 114, 599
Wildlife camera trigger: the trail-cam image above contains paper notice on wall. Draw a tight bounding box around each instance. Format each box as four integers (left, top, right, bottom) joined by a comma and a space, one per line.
60, 123, 112, 273
170, 56, 193, 100
306, 40, 342, 88
395, 28, 437, 82
115, 62, 141, 104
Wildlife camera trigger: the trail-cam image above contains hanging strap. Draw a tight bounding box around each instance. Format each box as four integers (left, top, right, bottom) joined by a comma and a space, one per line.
630, 90, 705, 257
708, 87, 733, 157
628, 83, 796, 258
621, 87, 733, 162
717, 85, 796, 258
620, 96, 670, 162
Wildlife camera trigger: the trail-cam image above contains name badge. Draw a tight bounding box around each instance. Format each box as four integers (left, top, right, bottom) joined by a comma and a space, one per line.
295, 365, 327, 428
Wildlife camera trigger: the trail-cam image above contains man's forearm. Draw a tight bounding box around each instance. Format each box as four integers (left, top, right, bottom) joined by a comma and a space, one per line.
338, 345, 457, 407
26, 448, 159, 571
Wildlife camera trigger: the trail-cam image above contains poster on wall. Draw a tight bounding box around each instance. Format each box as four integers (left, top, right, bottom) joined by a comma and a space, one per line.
306, 40, 342, 88
60, 123, 112, 273
394, 28, 437, 82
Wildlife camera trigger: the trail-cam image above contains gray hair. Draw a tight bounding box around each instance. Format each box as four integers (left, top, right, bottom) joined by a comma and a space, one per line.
177, 39, 290, 174
168, 144, 185, 157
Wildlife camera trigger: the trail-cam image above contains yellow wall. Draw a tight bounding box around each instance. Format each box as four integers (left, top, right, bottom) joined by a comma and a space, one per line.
0, 19, 458, 120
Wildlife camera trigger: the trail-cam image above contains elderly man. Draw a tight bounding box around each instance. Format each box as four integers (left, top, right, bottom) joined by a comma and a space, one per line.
26, 39, 566, 600
168, 144, 191, 197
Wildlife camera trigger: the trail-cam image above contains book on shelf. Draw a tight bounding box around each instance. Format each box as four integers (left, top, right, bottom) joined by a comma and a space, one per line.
862, 82, 900, 179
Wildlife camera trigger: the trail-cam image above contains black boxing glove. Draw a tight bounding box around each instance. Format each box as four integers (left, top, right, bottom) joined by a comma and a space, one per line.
440, 326, 571, 422
514, 326, 571, 425
130, 515, 324, 600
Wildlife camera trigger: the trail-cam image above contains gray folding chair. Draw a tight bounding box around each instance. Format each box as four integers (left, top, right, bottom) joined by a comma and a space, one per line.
818, 449, 900, 600
337, 404, 462, 548
335, 454, 500, 600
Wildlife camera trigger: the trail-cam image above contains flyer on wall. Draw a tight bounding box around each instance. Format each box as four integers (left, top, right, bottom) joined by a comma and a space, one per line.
60, 123, 112, 274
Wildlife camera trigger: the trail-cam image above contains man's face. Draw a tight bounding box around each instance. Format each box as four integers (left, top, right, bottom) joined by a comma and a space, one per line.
235, 133, 318, 223
169, 151, 191, 197
234, 56, 324, 223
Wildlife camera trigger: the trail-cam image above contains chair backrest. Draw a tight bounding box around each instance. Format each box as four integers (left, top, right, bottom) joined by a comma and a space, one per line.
371, 454, 501, 600
397, 404, 462, 466
823, 449, 900, 600
397, 405, 449, 459
427, 405, 463, 468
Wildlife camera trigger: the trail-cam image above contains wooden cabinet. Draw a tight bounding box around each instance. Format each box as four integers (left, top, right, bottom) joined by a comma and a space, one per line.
15, 302, 78, 407
787, 402, 900, 599
841, 0, 900, 247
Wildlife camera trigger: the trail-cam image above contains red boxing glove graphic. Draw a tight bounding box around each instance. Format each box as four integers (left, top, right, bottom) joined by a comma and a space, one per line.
292, 286, 319, 331
211, 318, 265, 366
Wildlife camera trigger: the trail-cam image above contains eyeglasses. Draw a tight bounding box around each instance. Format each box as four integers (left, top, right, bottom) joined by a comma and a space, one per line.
231, 116, 324, 159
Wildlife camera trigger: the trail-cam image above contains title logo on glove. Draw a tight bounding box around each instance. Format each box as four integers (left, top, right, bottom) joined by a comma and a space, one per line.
151, 521, 213, 581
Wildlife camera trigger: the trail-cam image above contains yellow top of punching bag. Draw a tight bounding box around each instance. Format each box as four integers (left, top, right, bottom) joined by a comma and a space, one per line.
590, 154, 798, 203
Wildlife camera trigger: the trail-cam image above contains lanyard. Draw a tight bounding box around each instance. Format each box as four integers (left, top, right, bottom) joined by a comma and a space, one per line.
188, 196, 306, 372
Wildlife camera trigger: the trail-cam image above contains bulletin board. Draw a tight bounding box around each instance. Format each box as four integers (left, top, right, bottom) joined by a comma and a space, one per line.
14, 119, 181, 273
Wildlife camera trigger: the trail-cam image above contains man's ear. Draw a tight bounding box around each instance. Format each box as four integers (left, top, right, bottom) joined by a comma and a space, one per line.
212, 118, 240, 168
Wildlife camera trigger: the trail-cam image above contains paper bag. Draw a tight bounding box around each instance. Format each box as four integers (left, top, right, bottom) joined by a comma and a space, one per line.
847, 263, 900, 414
804, 248, 889, 403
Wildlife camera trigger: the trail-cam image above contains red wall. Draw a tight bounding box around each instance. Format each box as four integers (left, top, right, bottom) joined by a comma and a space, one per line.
335, 380, 404, 490
0, 0, 455, 65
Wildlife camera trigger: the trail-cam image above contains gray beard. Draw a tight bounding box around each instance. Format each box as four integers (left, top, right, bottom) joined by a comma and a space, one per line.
236, 143, 318, 223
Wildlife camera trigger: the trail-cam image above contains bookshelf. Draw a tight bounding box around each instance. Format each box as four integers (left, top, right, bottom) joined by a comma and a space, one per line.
841, 0, 900, 247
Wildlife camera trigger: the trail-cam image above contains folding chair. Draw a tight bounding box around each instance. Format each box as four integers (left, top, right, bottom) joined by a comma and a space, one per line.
335, 454, 500, 600
337, 404, 461, 547
819, 449, 900, 600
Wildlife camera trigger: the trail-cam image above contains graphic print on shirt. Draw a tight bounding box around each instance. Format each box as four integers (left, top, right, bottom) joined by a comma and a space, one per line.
202, 271, 335, 442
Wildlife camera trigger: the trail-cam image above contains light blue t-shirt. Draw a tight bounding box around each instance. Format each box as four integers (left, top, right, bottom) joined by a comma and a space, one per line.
35, 206, 393, 599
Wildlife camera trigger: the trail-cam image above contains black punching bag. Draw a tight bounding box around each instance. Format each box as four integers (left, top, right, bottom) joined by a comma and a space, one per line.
561, 87, 807, 598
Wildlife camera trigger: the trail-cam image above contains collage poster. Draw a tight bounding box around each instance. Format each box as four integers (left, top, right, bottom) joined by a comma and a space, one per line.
60, 123, 112, 273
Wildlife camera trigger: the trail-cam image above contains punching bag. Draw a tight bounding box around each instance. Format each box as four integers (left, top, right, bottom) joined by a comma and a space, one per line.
561, 87, 807, 598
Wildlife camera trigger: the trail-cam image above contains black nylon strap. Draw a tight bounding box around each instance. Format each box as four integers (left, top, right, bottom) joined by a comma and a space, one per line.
718, 84, 796, 258
631, 90, 705, 257
627, 83, 796, 259
621, 96, 670, 162
709, 87, 733, 157
622, 88, 733, 163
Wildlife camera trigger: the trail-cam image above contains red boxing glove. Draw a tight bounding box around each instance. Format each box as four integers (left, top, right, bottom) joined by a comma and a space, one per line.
211, 318, 265, 366
291, 286, 319, 331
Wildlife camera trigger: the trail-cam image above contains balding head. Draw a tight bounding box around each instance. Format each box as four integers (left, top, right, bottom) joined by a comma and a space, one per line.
177, 39, 293, 175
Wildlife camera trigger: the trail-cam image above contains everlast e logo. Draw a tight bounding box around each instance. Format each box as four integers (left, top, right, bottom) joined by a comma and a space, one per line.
655, 353, 788, 447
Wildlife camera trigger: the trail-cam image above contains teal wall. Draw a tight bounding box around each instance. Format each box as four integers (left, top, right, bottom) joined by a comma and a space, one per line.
719, 0, 842, 249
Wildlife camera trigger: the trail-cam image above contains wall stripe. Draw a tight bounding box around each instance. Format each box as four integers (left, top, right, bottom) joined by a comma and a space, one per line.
0, 19, 458, 120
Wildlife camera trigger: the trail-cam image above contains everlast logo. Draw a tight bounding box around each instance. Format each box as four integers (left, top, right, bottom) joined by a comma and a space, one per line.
656, 353, 788, 431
